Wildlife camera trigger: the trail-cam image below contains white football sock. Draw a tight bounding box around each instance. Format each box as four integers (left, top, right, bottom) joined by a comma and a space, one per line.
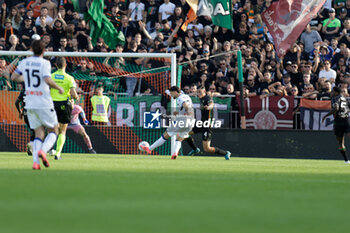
149, 136, 167, 151
41, 132, 57, 153
174, 140, 182, 155
33, 138, 42, 164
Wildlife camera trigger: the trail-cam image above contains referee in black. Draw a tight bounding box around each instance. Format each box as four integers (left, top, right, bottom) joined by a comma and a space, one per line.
322, 86, 350, 164
185, 86, 231, 160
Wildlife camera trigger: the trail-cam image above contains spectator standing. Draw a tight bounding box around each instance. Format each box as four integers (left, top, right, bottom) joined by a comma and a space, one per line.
6, 34, 24, 51
298, 74, 314, 92
35, 6, 54, 26
289, 85, 299, 96
258, 71, 273, 94
214, 26, 234, 45
48, 13, 67, 50
1, 19, 19, 45
319, 44, 334, 62
6, 6, 23, 30
107, 0, 128, 15
268, 81, 288, 96
119, 15, 137, 43
309, 11, 323, 33
19, 17, 35, 50
300, 24, 322, 54
158, 0, 175, 22
56, 37, 69, 52
74, 19, 90, 51
0, 37, 6, 50
246, 75, 259, 94
145, 0, 159, 32
334, 0, 346, 13
187, 18, 204, 37
35, 15, 50, 36
319, 60, 337, 84
288, 62, 303, 86
338, 7, 348, 22
317, 80, 332, 99
337, 18, 350, 48
322, 8, 341, 41
27, 0, 41, 19
42, 33, 53, 49
106, 3, 122, 29
40, 0, 57, 19
203, 25, 214, 47
128, 0, 145, 26
216, 59, 234, 86
234, 22, 249, 44
302, 83, 318, 99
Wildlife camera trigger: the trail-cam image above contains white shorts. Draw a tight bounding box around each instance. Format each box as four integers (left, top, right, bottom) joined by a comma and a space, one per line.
27, 108, 58, 129
166, 115, 193, 139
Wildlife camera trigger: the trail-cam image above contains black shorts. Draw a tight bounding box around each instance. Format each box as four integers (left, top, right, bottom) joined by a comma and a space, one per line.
334, 118, 350, 138
192, 125, 212, 141
54, 100, 72, 124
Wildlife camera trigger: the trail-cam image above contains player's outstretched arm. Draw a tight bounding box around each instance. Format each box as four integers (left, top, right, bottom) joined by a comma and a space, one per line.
70, 87, 79, 101
204, 101, 214, 110
322, 109, 336, 123
183, 102, 194, 117
10, 71, 24, 82
45, 77, 64, 94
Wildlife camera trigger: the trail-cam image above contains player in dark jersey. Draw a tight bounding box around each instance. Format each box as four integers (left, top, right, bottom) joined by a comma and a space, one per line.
15, 87, 35, 156
185, 86, 231, 160
322, 86, 350, 164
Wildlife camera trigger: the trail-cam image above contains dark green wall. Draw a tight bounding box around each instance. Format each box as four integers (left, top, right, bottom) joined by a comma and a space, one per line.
182, 129, 345, 160
0, 124, 346, 160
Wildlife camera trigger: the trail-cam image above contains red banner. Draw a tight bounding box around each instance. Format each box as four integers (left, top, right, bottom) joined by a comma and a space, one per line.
262, 0, 326, 57
237, 96, 294, 129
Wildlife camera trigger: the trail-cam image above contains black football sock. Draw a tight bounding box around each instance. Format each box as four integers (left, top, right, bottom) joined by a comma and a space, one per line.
185, 137, 197, 150
339, 148, 349, 161
215, 147, 227, 155
30, 130, 35, 141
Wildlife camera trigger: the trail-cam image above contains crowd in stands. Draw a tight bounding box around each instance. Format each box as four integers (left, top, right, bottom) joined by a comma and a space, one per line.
0, 0, 350, 100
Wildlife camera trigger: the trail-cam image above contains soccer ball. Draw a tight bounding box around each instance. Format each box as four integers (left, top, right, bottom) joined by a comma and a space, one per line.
49, 149, 56, 156
138, 141, 149, 152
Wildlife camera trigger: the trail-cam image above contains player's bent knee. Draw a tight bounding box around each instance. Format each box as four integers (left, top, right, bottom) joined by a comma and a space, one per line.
203, 144, 214, 153
176, 137, 184, 142
204, 147, 215, 153
163, 132, 170, 140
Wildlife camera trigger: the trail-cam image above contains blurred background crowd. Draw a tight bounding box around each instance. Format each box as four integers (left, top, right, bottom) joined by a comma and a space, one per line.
0, 0, 349, 101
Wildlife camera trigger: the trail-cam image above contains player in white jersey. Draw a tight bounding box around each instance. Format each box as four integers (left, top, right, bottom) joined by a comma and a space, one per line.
140, 86, 194, 159
11, 40, 63, 170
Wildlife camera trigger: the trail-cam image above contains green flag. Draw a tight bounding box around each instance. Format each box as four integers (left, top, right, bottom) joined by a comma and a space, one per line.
71, 0, 87, 13
186, 0, 232, 30
84, 0, 125, 49
208, 0, 232, 30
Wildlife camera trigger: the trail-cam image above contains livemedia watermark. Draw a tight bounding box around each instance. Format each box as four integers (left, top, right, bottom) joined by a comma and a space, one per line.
143, 110, 222, 130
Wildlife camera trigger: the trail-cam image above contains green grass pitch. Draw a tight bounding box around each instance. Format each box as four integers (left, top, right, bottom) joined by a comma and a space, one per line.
1, 152, 350, 233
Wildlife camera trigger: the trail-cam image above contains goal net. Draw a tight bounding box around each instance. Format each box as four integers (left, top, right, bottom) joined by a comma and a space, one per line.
0, 51, 177, 155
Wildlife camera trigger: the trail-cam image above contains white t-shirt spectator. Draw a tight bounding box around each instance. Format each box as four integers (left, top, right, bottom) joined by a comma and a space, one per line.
187, 23, 204, 37
158, 2, 175, 21
129, 1, 145, 21
319, 69, 337, 82
35, 15, 53, 26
